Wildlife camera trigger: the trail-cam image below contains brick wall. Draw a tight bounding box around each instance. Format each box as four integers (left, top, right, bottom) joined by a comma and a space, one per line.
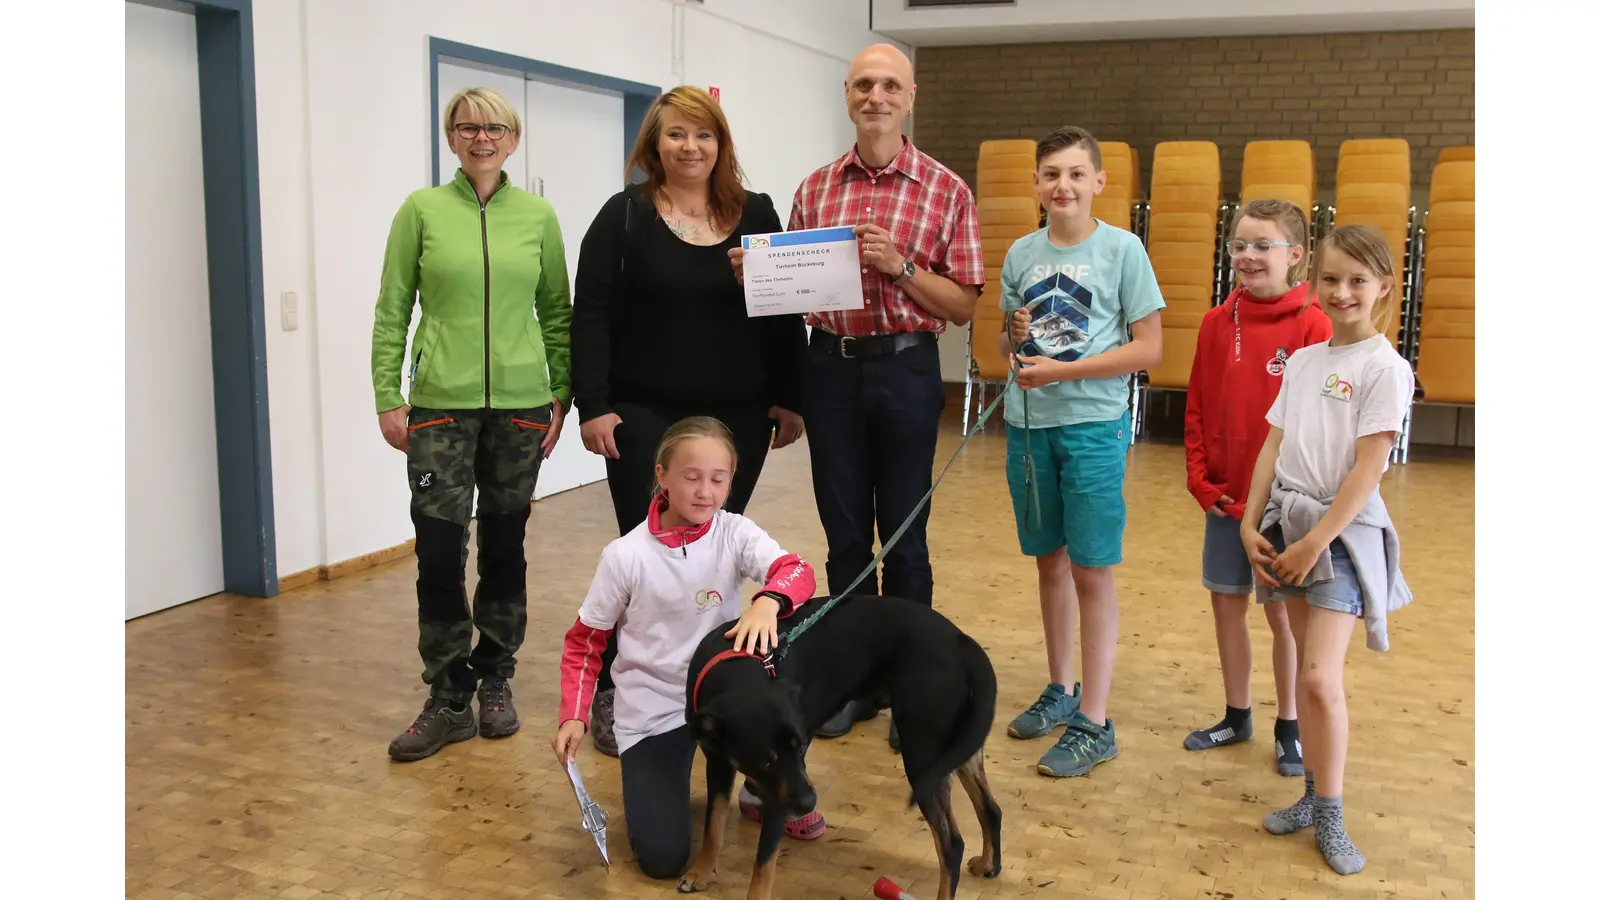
911, 29, 1474, 200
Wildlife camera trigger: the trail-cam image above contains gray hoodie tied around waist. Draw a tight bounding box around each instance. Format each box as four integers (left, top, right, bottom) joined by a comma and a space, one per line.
1259, 480, 1413, 652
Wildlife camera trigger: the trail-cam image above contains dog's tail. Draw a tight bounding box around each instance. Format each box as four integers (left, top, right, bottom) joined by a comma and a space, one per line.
907, 632, 998, 810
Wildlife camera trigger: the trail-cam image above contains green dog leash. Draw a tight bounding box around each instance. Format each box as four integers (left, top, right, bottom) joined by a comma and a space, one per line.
775, 328, 1042, 655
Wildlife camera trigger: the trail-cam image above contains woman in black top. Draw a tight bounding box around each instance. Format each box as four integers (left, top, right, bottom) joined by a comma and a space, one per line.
570, 86, 807, 757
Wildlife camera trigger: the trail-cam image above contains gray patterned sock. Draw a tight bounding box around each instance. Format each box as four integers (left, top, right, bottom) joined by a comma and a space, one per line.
1313, 794, 1366, 875
1263, 770, 1315, 834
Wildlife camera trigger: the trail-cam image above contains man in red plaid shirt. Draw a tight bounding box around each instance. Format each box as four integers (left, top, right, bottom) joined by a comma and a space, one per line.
736, 43, 984, 747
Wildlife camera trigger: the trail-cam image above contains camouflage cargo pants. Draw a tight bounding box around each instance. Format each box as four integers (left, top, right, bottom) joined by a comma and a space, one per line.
406, 405, 550, 703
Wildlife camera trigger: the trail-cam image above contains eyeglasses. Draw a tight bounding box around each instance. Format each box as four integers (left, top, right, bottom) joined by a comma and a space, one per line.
452, 123, 511, 140
1227, 239, 1292, 256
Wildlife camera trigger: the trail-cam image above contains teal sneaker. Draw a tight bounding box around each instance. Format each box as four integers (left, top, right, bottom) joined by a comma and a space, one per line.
1007, 682, 1081, 739
1037, 711, 1118, 778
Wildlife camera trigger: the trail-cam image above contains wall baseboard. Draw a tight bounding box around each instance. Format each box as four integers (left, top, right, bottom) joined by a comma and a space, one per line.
278, 539, 417, 594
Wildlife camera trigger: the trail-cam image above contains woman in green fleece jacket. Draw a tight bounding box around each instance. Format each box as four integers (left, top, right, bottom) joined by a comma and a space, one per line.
370, 86, 573, 763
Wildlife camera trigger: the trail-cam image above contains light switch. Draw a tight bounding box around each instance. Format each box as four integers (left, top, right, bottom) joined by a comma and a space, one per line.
282, 291, 299, 331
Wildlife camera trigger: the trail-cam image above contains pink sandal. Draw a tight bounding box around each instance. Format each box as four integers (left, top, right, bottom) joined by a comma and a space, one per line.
738, 784, 827, 840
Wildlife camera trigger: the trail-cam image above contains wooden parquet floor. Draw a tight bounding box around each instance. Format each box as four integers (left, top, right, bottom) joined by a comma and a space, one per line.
126, 415, 1474, 900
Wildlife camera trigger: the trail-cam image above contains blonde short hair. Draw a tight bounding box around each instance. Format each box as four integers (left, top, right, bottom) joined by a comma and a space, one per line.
443, 87, 521, 137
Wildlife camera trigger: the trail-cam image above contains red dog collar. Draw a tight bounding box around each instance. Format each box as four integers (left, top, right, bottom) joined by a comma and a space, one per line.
691, 649, 776, 712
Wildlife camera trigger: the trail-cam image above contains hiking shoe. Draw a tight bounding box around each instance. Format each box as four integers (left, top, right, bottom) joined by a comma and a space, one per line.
591, 689, 619, 758
1008, 682, 1081, 739
1037, 711, 1118, 778
477, 678, 519, 738
816, 699, 877, 739
388, 697, 476, 762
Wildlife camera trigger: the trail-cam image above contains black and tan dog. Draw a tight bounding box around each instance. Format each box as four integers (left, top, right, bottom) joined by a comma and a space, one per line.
679, 593, 1002, 900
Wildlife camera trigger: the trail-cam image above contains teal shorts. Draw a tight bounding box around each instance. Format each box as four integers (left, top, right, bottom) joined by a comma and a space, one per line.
1004, 411, 1130, 566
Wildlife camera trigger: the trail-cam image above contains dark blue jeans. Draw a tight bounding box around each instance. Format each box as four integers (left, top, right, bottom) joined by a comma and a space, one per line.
802, 332, 946, 608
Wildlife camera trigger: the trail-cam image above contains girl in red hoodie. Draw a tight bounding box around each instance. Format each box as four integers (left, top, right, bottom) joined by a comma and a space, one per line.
1182, 198, 1332, 775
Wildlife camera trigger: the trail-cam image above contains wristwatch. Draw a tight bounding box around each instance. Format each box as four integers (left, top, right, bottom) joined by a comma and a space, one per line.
893, 259, 915, 284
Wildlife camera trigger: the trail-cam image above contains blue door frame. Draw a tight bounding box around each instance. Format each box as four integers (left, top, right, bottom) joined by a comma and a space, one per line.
128, 0, 278, 598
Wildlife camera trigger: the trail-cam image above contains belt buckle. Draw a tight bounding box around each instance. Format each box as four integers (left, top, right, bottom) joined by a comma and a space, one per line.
838, 335, 857, 359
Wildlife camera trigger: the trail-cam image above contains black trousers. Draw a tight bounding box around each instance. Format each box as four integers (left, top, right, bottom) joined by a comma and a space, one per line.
620, 725, 697, 879
801, 332, 945, 607
405, 405, 549, 703
595, 400, 774, 692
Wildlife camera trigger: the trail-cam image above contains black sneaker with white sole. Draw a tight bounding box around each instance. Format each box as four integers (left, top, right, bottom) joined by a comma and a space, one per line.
388, 697, 477, 762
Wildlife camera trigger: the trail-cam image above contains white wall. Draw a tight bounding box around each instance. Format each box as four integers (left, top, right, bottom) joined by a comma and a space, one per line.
251, 0, 903, 576
126, 1, 226, 617
254, 0, 326, 580
871, 0, 1475, 45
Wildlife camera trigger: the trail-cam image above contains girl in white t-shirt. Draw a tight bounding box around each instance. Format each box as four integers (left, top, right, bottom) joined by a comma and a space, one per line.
1238, 225, 1415, 877
550, 416, 823, 883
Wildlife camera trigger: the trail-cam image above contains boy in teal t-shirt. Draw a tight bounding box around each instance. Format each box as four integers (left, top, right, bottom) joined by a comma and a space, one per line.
997, 126, 1165, 778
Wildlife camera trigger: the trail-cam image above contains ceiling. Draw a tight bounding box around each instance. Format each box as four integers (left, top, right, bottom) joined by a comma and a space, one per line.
874, 7, 1477, 47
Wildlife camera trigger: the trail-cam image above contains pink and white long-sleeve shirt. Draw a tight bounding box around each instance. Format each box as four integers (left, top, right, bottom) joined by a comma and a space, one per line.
559, 495, 814, 755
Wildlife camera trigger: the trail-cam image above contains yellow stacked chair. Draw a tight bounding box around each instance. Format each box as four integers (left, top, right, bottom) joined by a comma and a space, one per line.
1436, 145, 1474, 164
1097, 140, 1138, 233
976, 139, 1040, 213
1333, 138, 1413, 348
1414, 159, 1473, 406
968, 155, 1041, 432
1143, 141, 1223, 393
1240, 139, 1316, 220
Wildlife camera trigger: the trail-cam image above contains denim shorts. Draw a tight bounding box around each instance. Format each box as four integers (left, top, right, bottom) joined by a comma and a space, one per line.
1201, 514, 1254, 595
1004, 411, 1129, 567
1256, 524, 1365, 617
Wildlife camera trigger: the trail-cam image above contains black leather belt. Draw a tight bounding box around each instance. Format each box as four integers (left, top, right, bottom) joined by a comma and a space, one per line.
812, 329, 935, 359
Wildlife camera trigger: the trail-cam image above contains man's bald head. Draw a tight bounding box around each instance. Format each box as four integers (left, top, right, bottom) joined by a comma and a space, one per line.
844, 42, 916, 138
847, 43, 915, 83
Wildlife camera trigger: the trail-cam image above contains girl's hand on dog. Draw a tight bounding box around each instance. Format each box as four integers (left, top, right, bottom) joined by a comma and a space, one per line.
726, 596, 782, 655
552, 719, 587, 764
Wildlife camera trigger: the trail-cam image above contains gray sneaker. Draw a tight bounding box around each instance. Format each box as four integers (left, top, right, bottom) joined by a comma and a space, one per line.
477, 678, 519, 738
591, 689, 619, 757
388, 698, 476, 762
1008, 682, 1081, 739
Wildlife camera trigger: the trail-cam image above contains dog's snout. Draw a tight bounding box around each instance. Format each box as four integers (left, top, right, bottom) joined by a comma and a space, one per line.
791, 780, 817, 815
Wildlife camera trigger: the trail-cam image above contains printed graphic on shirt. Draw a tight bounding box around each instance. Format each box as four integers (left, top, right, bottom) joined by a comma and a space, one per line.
1321, 372, 1354, 402
1267, 348, 1289, 377
694, 588, 725, 614
1019, 267, 1096, 361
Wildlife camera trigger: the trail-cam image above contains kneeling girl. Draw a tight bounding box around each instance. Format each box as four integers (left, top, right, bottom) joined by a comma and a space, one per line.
552, 416, 825, 880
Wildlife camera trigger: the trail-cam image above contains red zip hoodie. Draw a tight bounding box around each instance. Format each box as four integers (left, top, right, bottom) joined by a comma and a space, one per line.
1184, 282, 1333, 520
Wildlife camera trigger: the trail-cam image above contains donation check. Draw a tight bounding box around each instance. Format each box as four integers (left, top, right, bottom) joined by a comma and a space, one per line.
740, 226, 866, 317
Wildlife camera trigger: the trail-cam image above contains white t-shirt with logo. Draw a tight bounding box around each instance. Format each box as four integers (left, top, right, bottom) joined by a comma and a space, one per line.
577, 511, 794, 755
1266, 334, 1414, 502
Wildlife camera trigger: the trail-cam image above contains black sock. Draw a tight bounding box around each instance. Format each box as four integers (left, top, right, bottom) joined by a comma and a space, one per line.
1184, 706, 1253, 750
1274, 717, 1304, 774
1225, 705, 1252, 729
